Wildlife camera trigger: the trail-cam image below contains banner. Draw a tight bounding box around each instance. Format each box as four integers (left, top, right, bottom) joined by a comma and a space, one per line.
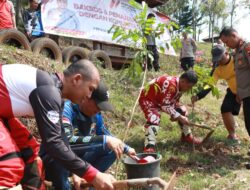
41, 0, 176, 55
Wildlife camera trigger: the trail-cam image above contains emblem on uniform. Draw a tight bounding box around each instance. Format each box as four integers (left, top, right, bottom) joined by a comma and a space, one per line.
47, 110, 60, 124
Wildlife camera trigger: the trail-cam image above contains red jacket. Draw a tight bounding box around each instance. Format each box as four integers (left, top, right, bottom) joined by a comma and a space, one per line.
140, 75, 182, 119
0, 0, 15, 29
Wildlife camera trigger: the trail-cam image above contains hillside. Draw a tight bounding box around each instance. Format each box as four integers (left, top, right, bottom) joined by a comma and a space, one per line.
1, 43, 250, 190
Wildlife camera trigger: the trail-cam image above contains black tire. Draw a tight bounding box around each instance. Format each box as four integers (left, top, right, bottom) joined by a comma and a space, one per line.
31, 37, 62, 62
0, 29, 31, 50
30, 38, 41, 50
89, 50, 112, 69
62, 46, 89, 65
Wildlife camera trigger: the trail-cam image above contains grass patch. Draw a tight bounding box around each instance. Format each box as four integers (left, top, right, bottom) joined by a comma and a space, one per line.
1, 42, 250, 189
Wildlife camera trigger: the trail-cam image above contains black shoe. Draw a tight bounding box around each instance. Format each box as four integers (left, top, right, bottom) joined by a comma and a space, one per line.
154, 66, 160, 72
246, 163, 250, 169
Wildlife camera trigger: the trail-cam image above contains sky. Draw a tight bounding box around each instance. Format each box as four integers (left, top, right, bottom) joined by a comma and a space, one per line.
234, 7, 250, 41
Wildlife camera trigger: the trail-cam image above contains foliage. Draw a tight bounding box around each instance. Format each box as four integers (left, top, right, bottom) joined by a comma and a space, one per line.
200, 0, 227, 41
108, 0, 179, 83
158, 0, 189, 18
193, 65, 220, 98
243, 0, 250, 9
159, 0, 205, 40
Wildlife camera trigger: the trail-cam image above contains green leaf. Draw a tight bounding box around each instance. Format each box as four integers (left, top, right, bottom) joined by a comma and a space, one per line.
160, 46, 165, 53
129, 0, 143, 10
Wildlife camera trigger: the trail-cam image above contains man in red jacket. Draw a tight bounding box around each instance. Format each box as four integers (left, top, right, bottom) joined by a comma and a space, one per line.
0, 0, 16, 29
0, 60, 116, 190
139, 70, 201, 153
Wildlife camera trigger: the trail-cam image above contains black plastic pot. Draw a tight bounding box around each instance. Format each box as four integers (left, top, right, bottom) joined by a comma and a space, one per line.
123, 153, 162, 190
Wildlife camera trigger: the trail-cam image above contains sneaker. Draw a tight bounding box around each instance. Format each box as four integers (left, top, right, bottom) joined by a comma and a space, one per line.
143, 144, 156, 153
246, 163, 250, 170
227, 134, 239, 140
181, 133, 202, 145
227, 134, 240, 144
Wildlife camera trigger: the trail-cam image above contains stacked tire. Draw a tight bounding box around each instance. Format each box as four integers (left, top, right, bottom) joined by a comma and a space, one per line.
0, 30, 113, 69
0, 29, 31, 51
31, 37, 62, 63
89, 50, 112, 70
62, 46, 89, 65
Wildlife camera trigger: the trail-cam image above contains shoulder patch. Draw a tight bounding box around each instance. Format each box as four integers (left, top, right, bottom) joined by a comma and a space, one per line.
47, 110, 60, 124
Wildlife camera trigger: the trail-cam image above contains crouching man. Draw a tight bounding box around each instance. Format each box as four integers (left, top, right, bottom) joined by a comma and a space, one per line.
139, 71, 201, 153
40, 82, 136, 190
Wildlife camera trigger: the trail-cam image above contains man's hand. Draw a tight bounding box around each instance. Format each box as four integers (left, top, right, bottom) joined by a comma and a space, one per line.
178, 115, 190, 125
191, 95, 198, 104
236, 94, 241, 104
106, 136, 124, 159
170, 116, 178, 122
127, 147, 136, 157
92, 171, 116, 190
72, 174, 86, 190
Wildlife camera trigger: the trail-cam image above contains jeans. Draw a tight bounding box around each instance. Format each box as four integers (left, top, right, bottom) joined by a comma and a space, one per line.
42, 143, 116, 190
43, 160, 70, 190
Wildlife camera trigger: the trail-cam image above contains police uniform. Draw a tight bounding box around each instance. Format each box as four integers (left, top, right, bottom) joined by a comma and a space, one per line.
234, 40, 250, 136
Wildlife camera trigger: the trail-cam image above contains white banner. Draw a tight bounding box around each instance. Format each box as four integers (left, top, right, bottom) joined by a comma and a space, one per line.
41, 0, 176, 55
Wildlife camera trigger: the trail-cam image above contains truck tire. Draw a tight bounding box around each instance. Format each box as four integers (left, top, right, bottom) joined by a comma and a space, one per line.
31, 37, 62, 62
0, 29, 31, 51
89, 50, 112, 70
30, 38, 41, 50
62, 46, 89, 65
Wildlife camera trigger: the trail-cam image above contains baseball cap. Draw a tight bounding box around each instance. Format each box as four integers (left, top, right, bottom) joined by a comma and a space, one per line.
212, 44, 226, 62
91, 81, 113, 112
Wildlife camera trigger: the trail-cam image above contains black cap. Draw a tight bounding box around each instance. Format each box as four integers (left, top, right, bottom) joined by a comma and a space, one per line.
91, 81, 113, 112
212, 44, 226, 62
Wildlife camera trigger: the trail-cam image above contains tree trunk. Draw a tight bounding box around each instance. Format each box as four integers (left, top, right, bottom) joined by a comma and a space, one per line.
192, 0, 197, 40
208, 14, 212, 38
211, 14, 215, 46
16, 0, 21, 26
230, 0, 236, 27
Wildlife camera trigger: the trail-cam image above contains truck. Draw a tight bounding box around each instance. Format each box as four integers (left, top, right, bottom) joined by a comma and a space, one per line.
0, 0, 174, 69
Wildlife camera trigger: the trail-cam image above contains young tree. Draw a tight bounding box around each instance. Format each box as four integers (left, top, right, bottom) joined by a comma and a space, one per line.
109, 0, 178, 82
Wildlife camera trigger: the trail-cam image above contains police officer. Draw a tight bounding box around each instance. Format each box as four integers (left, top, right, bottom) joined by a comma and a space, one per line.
220, 26, 250, 169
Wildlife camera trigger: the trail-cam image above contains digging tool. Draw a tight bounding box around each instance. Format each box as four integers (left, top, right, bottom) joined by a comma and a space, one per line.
189, 122, 215, 144
189, 122, 212, 130
80, 174, 177, 190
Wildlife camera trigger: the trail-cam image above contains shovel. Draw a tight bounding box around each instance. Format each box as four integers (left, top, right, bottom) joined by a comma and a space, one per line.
80, 175, 177, 190
189, 122, 214, 144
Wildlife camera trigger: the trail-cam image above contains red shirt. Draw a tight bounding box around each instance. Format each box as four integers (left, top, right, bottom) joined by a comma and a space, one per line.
140, 75, 182, 118
0, 0, 15, 29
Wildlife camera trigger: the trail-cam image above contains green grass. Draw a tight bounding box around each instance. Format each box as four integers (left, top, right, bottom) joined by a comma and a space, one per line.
1, 42, 250, 190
